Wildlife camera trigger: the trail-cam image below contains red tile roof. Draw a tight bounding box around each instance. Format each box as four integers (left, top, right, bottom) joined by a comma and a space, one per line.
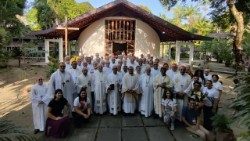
31, 0, 212, 41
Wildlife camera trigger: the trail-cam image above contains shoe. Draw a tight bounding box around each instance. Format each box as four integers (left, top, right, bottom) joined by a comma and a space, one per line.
170, 123, 175, 131
34, 129, 40, 134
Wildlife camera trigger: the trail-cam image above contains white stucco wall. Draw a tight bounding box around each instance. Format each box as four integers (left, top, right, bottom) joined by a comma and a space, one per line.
78, 19, 105, 57
134, 19, 160, 57
78, 17, 160, 57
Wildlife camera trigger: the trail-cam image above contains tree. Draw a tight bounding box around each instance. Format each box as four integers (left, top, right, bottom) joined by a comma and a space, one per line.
159, 0, 250, 68
160, 5, 214, 36
138, 5, 152, 13
0, 0, 26, 42
0, 0, 26, 67
26, 0, 94, 30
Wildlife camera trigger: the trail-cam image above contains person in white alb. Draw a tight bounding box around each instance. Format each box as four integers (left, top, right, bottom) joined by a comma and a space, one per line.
68, 60, 81, 99
151, 62, 160, 79
166, 63, 179, 81
139, 66, 154, 117
48, 62, 75, 107
93, 64, 107, 114
153, 67, 173, 118
30, 77, 48, 134
106, 65, 122, 115
76, 67, 92, 106
173, 66, 191, 121
121, 66, 139, 114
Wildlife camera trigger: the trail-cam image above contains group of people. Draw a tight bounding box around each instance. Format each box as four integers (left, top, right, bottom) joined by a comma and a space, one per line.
30, 53, 223, 141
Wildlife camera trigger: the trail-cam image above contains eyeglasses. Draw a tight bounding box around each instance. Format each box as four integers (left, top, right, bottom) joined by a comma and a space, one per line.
38, 79, 43, 81
60, 66, 66, 68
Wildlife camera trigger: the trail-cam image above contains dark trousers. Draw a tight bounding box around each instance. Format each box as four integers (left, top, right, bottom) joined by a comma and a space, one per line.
91, 91, 95, 111
203, 105, 214, 130
72, 112, 89, 128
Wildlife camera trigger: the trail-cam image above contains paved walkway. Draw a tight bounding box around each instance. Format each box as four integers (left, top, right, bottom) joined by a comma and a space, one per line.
38, 114, 202, 141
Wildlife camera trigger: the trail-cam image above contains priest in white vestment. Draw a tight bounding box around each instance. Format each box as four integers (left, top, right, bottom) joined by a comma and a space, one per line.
68, 60, 81, 99
106, 65, 122, 115
30, 77, 48, 134
139, 66, 154, 117
121, 66, 139, 114
153, 67, 173, 118
166, 63, 179, 81
151, 62, 160, 79
173, 66, 191, 120
48, 62, 75, 106
76, 67, 92, 106
64, 56, 71, 71
103, 61, 112, 76
94, 64, 107, 114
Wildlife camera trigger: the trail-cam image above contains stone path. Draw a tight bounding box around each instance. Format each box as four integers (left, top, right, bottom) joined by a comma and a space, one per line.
38, 114, 202, 141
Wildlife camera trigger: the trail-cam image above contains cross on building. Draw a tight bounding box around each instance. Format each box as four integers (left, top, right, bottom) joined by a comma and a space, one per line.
56, 17, 79, 56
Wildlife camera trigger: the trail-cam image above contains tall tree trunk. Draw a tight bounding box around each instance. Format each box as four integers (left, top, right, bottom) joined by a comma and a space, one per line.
227, 0, 244, 67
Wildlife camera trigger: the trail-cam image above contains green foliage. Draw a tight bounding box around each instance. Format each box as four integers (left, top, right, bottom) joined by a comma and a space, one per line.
230, 72, 250, 139
230, 73, 250, 130
0, 120, 37, 141
32, 0, 57, 30
0, 49, 9, 68
211, 114, 232, 132
26, 0, 94, 30
47, 56, 59, 77
243, 26, 250, 57
201, 39, 234, 63
0, 0, 26, 48
26, 8, 42, 31
159, 0, 250, 30
138, 5, 152, 13
160, 5, 214, 36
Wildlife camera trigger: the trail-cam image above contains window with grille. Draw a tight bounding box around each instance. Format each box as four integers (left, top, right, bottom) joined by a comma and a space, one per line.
105, 19, 136, 55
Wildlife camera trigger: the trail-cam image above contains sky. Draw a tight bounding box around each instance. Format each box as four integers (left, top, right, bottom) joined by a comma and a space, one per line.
78, 0, 211, 18
26, 0, 211, 19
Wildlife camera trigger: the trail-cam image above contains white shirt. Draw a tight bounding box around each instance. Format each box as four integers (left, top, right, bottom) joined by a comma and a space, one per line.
202, 87, 219, 107
173, 73, 191, 92
204, 74, 212, 81
213, 81, 223, 91
151, 68, 160, 79
73, 97, 91, 112
161, 99, 176, 110
166, 69, 179, 81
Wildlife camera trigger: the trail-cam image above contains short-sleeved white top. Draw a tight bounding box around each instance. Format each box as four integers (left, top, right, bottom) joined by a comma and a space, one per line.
72, 97, 91, 112
202, 87, 219, 107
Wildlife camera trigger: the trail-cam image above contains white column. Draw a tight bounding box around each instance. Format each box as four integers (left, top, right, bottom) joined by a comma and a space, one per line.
168, 43, 172, 60
189, 42, 194, 64
175, 41, 181, 64
59, 38, 64, 62
45, 39, 50, 63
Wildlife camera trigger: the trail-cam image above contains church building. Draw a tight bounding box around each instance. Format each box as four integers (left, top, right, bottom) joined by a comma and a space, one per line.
33, 0, 211, 63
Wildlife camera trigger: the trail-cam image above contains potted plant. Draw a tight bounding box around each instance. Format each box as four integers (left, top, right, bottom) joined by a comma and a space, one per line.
211, 114, 236, 141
